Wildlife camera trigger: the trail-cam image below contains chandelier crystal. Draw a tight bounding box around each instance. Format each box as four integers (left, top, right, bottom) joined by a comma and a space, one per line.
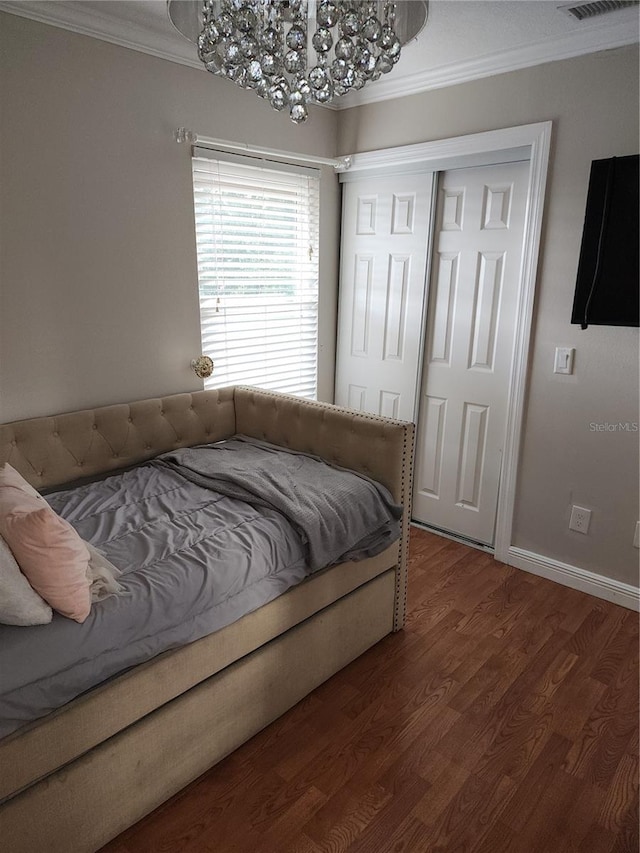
169, 1, 427, 124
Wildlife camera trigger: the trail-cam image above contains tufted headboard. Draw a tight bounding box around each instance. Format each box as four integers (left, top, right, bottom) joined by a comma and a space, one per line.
0, 386, 414, 501
0, 388, 237, 491
0, 386, 415, 629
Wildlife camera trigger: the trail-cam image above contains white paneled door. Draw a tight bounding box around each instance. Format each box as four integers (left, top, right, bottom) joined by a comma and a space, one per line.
413, 161, 529, 545
335, 173, 435, 421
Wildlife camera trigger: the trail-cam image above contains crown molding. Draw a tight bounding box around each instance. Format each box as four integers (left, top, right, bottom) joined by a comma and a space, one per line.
0, 1, 205, 71
0, 1, 637, 109
336, 15, 639, 109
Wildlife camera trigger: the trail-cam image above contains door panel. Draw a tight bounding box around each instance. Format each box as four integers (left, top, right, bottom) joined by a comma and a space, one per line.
413, 161, 529, 545
335, 174, 435, 421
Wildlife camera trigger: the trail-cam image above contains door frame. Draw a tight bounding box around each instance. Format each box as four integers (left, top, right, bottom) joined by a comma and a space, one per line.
339, 121, 552, 564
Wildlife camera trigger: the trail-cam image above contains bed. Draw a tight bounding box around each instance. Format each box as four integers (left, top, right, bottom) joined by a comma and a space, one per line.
0, 385, 414, 852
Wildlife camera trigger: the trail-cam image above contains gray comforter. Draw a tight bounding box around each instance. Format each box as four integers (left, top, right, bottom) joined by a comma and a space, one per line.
0, 438, 402, 738
155, 436, 402, 570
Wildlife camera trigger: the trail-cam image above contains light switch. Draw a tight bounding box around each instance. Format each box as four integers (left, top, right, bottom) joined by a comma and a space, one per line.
554, 347, 575, 375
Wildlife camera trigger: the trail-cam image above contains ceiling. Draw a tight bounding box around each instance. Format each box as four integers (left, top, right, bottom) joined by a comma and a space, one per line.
0, 0, 638, 108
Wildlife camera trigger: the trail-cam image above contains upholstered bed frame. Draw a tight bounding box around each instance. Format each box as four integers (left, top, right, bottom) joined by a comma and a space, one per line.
0, 386, 414, 852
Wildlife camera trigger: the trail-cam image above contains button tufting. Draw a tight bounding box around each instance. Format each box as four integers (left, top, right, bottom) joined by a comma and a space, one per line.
128, 418, 133, 423
92, 424, 98, 430
53, 431, 59, 438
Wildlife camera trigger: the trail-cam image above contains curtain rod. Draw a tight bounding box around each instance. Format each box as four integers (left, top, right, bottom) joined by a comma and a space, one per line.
175, 127, 351, 172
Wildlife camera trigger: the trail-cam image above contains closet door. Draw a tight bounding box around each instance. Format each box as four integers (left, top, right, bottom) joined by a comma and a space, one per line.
413, 161, 529, 545
335, 173, 435, 421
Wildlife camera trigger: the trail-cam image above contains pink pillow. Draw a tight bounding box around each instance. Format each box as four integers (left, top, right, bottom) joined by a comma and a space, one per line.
0, 462, 41, 498
0, 465, 91, 623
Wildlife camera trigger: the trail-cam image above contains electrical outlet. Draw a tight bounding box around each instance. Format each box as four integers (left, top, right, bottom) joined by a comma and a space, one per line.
634, 522, 639, 549
569, 505, 591, 534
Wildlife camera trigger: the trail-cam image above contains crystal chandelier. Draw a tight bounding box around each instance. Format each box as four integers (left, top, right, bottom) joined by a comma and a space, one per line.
168, 1, 428, 124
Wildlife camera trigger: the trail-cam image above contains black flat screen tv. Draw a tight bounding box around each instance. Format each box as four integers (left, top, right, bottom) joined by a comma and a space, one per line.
571, 154, 639, 329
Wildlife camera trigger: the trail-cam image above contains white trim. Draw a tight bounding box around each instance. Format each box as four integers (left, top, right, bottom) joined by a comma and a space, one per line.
509, 547, 640, 611
335, 17, 639, 109
339, 124, 551, 177
340, 122, 552, 565
494, 125, 552, 565
0, 1, 206, 71
0, 2, 636, 110
338, 146, 531, 182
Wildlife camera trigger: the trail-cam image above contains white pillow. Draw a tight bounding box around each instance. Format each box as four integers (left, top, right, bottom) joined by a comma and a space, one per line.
0, 536, 53, 626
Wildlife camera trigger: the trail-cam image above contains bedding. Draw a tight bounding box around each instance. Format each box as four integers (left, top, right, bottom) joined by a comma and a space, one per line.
156, 435, 402, 570
0, 437, 401, 739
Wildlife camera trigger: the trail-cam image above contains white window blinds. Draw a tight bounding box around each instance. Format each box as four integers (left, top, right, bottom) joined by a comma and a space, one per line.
191, 153, 320, 398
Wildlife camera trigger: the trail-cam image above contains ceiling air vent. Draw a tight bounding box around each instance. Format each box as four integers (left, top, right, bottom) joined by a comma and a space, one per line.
558, 0, 639, 21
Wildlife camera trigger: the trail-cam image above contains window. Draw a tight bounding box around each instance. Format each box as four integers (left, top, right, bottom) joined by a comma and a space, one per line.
191, 152, 320, 398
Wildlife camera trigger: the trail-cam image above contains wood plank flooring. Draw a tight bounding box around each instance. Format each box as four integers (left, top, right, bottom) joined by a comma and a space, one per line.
101, 528, 639, 853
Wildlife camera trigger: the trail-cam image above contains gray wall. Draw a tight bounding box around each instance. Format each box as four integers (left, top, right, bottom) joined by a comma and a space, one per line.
1, 11, 638, 587
0, 12, 340, 421
339, 46, 640, 587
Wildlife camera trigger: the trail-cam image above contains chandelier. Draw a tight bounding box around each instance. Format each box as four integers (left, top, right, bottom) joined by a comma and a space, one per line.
168, 1, 428, 123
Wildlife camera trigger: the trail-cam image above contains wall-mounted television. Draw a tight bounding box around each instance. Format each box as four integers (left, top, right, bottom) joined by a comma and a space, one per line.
571, 154, 639, 329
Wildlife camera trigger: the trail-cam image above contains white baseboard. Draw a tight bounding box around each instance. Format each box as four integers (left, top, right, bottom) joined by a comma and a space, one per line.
508, 547, 640, 612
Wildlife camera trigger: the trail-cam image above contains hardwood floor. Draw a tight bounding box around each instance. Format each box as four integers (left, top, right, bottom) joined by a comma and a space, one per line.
101, 527, 639, 853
